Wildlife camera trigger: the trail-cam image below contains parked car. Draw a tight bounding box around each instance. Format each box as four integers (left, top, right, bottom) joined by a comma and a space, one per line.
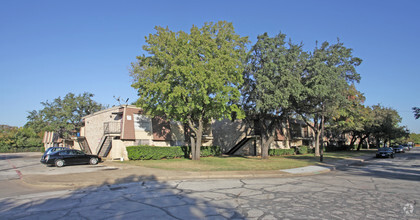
393, 145, 405, 153
402, 145, 410, 151
42, 147, 69, 160
40, 149, 101, 167
408, 144, 414, 150
376, 147, 395, 158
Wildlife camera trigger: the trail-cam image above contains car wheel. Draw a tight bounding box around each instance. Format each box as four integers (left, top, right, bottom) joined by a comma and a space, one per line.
391, 154, 394, 158
55, 159, 64, 167
89, 157, 98, 165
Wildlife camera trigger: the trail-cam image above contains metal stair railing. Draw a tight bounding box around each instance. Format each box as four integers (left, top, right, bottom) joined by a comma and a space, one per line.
97, 135, 113, 157
227, 136, 255, 155
77, 137, 92, 154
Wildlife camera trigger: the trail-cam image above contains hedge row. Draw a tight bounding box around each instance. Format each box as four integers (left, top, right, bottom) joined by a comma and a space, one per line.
127, 145, 222, 160
268, 148, 295, 156
296, 145, 309, 155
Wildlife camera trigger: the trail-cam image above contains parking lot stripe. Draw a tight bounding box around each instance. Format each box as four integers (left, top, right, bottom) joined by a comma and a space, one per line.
6, 159, 23, 179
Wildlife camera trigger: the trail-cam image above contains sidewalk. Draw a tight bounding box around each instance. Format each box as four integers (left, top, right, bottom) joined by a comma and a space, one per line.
21, 155, 374, 189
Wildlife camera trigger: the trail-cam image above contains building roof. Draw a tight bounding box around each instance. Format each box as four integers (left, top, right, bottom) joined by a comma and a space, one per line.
82, 105, 141, 119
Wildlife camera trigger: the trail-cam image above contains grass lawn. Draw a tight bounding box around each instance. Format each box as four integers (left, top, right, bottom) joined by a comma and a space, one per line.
122, 149, 376, 172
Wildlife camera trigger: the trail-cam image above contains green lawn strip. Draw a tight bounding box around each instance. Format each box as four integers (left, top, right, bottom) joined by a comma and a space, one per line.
123, 156, 316, 171
122, 150, 376, 172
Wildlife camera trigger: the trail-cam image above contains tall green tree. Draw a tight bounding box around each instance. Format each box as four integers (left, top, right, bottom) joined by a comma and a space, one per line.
295, 40, 362, 158
242, 32, 306, 159
408, 133, 420, 144
0, 126, 18, 148
327, 85, 371, 149
0, 126, 42, 150
14, 127, 42, 148
25, 92, 105, 138
130, 21, 248, 160
370, 105, 409, 146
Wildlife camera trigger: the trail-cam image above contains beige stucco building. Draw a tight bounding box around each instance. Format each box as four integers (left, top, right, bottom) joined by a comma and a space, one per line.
213, 118, 315, 156
75, 105, 316, 160
75, 105, 187, 160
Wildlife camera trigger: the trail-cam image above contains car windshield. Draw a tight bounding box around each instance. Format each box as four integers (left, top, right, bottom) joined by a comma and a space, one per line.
379, 147, 391, 151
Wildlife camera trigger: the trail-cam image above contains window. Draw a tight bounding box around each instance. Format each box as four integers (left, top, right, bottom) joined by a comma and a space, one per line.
134, 114, 152, 132
59, 151, 70, 156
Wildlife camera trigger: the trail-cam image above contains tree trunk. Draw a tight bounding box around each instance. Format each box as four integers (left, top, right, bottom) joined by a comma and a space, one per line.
357, 135, 368, 151
188, 117, 203, 161
357, 139, 362, 151
195, 119, 203, 160
259, 118, 276, 160
320, 104, 325, 162
285, 117, 291, 148
261, 134, 275, 160
261, 134, 269, 160
314, 130, 320, 156
190, 136, 196, 160
366, 138, 370, 149
313, 116, 320, 157
350, 134, 357, 148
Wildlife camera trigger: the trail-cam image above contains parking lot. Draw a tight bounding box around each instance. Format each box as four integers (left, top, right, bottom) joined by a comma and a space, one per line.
0, 148, 419, 219
0, 152, 117, 181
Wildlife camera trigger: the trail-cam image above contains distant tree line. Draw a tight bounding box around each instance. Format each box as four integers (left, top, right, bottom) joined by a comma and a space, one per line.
0, 126, 42, 152
0, 92, 104, 152
26, 92, 105, 138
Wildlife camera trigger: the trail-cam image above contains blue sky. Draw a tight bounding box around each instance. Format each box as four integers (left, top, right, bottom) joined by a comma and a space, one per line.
1, 0, 419, 133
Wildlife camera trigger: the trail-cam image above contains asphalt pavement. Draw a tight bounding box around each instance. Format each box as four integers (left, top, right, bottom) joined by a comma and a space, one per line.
17, 152, 376, 189
1, 148, 418, 219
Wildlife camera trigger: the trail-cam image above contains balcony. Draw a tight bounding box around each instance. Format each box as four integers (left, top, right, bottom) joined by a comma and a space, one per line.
104, 122, 122, 135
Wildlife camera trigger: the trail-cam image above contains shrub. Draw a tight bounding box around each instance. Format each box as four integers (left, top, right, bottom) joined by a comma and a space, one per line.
180, 146, 222, 158
199, 146, 222, 157
297, 145, 309, 155
268, 148, 295, 156
309, 147, 315, 154
127, 145, 222, 160
127, 145, 184, 160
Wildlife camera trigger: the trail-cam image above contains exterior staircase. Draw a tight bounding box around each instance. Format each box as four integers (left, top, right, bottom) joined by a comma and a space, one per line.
227, 136, 257, 155
75, 137, 92, 154
97, 135, 112, 157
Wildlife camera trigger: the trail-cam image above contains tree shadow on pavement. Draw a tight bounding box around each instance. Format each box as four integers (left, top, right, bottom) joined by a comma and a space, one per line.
0, 174, 244, 219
